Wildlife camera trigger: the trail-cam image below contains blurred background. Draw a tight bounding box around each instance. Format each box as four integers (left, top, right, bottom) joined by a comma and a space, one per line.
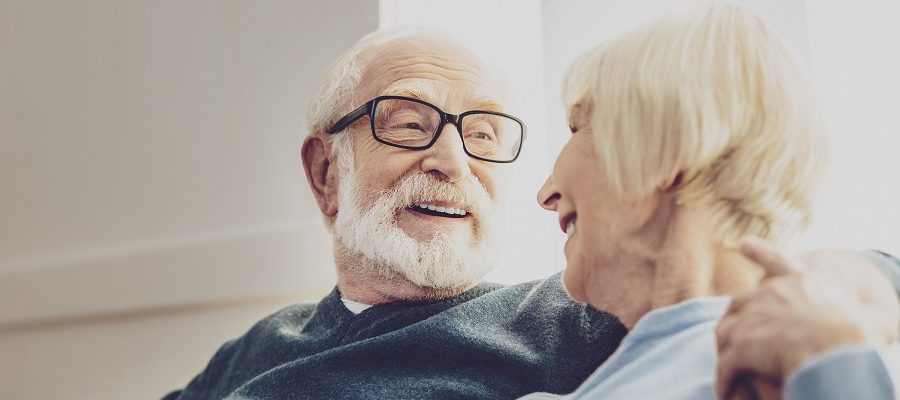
0, 0, 897, 398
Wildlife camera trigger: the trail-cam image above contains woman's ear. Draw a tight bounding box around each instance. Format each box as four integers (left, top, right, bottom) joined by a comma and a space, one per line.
663, 172, 684, 193
301, 135, 339, 217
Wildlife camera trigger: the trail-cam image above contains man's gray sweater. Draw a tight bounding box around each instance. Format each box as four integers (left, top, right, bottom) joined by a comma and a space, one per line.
163, 273, 627, 400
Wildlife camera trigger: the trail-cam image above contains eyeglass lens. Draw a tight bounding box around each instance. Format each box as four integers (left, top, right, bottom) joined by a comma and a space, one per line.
372, 98, 521, 161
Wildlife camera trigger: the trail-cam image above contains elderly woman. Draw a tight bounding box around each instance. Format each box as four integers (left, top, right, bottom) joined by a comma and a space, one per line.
523, 5, 899, 400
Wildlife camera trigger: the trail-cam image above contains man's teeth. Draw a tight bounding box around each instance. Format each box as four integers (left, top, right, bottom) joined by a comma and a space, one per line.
566, 219, 577, 238
414, 203, 467, 216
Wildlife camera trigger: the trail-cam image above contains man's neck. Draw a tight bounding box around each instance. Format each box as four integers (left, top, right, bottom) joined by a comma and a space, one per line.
333, 242, 471, 305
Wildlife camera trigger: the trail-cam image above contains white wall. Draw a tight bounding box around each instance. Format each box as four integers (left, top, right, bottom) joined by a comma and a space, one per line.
0, 1, 377, 399
798, 0, 900, 253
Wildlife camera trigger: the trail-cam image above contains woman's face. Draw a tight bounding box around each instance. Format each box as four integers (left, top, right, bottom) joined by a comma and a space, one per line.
537, 104, 660, 303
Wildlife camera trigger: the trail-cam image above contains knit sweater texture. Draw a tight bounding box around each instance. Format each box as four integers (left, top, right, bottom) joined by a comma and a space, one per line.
163, 273, 627, 400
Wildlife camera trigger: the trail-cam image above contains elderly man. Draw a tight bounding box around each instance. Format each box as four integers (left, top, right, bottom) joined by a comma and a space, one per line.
164, 29, 900, 400
164, 29, 624, 400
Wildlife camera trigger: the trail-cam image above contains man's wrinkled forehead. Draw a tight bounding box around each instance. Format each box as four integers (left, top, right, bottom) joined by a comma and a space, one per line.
356, 37, 506, 112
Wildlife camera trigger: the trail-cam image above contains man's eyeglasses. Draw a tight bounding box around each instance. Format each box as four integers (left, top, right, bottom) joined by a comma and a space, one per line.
326, 96, 526, 163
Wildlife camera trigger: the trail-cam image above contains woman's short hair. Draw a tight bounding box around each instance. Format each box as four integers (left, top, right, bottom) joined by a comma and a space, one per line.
562, 4, 828, 245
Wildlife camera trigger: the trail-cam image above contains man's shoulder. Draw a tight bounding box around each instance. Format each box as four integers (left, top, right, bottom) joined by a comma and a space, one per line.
207, 300, 323, 359
479, 272, 586, 313
162, 297, 334, 399
248, 300, 320, 332
235, 291, 351, 350
449, 272, 623, 336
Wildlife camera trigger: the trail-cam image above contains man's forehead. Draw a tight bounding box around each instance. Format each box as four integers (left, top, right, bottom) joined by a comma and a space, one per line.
357, 37, 506, 111
380, 83, 505, 113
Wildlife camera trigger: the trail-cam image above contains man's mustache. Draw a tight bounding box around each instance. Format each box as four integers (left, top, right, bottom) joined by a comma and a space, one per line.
381, 172, 493, 221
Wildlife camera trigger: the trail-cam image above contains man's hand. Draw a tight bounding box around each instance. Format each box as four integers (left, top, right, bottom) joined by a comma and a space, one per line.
715, 238, 900, 400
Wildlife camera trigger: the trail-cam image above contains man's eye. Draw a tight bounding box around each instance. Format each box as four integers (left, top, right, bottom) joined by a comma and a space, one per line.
389, 121, 426, 131
469, 131, 494, 140
465, 121, 497, 141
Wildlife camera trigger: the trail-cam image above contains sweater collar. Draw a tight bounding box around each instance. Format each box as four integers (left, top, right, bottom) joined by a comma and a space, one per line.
311, 281, 505, 325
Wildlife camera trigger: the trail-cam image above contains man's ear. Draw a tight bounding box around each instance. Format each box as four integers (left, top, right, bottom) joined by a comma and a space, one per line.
301, 134, 339, 218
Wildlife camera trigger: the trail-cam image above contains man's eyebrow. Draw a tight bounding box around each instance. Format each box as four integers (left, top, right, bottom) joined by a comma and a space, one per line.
382, 85, 440, 104
382, 86, 505, 113
466, 96, 504, 113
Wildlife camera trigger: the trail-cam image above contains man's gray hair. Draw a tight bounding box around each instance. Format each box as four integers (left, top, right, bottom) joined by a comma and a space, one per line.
305, 26, 448, 140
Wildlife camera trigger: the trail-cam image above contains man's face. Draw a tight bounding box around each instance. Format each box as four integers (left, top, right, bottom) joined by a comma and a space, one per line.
332, 37, 506, 290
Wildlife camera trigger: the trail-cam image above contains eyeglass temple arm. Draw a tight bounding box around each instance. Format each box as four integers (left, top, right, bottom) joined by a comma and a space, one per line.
326, 102, 372, 134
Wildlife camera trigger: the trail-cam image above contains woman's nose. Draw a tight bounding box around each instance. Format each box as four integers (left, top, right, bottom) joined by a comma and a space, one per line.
537, 176, 560, 211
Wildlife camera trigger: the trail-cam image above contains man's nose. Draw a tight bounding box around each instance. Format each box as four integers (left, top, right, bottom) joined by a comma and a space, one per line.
537, 176, 560, 211
419, 123, 471, 182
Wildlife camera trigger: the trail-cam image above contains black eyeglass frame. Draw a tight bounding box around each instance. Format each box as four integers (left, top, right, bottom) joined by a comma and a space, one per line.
326, 95, 526, 163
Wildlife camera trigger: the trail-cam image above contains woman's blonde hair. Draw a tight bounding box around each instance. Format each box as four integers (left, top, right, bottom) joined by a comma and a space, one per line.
562, 4, 828, 246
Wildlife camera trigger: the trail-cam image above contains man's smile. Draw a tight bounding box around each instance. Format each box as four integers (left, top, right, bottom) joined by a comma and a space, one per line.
409, 202, 468, 219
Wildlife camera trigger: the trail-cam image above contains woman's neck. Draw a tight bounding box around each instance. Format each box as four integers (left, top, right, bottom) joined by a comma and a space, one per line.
584, 203, 763, 330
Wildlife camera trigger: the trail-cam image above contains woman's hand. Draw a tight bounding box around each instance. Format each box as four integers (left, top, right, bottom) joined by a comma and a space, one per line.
715, 238, 899, 400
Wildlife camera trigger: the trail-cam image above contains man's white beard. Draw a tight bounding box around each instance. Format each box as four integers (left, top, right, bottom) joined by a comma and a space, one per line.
333, 156, 498, 291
